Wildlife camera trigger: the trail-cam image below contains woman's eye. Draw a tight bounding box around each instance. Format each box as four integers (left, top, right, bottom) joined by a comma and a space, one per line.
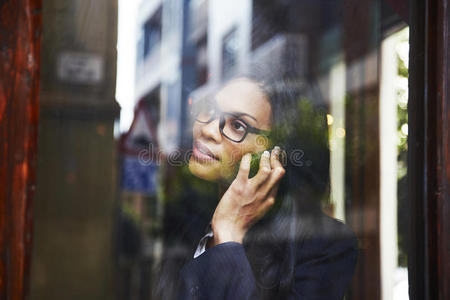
231, 120, 246, 132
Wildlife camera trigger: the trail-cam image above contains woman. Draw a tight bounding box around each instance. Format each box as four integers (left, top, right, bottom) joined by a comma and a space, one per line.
154, 72, 358, 300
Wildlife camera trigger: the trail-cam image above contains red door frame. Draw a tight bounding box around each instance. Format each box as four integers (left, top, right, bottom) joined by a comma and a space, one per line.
0, 0, 42, 299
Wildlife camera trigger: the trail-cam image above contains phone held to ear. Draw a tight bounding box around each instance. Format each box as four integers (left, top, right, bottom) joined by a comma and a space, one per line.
248, 148, 287, 179
248, 151, 263, 178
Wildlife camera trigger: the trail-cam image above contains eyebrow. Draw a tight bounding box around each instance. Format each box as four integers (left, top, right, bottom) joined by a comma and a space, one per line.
228, 111, 257, 122
213, 99, 258, 122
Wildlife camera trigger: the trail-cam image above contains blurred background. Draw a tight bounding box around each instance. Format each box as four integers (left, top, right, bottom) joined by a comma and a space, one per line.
24, 0, 411, 299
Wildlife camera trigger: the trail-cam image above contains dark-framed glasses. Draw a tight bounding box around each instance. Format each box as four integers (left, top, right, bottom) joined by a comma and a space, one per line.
190, 99, 271, 143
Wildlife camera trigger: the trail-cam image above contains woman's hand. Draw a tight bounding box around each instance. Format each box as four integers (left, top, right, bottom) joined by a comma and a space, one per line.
211, 146, 285, 245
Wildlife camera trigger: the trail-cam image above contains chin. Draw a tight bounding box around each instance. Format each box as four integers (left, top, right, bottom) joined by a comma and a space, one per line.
188, 157, 238, 184
188, 157, 220, 182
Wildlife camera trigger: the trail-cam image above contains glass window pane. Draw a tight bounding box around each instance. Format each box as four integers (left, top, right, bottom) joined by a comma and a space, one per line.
29, 1, 411, 299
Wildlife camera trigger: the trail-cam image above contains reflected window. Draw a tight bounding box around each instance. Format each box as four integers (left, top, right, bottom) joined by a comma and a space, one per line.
222, 27, 238, 79
143, 7, 162, 59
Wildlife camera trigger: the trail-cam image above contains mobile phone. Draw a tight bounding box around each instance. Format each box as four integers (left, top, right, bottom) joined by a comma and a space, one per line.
226, 148, 286, 182
247, 148, 287, 179
248, 151, 263, 178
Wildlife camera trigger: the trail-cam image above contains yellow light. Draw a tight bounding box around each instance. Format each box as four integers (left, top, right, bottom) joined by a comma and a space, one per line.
401, 123, 408, 136
327, 114, 334, 125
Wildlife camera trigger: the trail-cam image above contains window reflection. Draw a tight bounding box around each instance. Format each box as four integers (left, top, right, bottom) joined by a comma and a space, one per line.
30, 0, 410, 299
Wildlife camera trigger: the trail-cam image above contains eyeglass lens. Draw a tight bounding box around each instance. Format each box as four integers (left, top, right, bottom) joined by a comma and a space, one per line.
222, 115, 248, 141
192, 100, 248, 142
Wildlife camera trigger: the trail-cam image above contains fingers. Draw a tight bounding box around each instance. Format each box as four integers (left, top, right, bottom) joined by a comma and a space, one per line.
260, 147, 286, 195
270, 146, 281, 169
255, 184, 280, 216
270, 147, 285, 180
236, 153, 251, 182
250, 150, 272, 187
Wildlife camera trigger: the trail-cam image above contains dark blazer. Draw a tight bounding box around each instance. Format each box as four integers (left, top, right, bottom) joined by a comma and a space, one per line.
174, 213, 358, 300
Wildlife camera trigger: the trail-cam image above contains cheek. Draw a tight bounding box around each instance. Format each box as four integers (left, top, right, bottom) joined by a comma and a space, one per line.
249, 135, 272, 152
221, 143, 244, 168
192, 122, 201, 138
220, 138, 267, 168
245, 134, 271, 152
188, 158, 223, 181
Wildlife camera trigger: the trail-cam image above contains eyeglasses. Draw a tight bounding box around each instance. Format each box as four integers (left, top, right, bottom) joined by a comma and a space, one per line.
191, 99, 271, 143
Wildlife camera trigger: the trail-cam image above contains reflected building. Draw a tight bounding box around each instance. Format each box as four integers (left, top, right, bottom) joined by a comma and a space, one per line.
136, 0, 313, 154
128, 0, 409, 299
135, 0, 197, 154
0, 0, 433, 299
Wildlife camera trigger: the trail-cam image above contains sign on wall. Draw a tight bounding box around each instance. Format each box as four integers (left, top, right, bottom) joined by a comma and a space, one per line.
121, 156, 158, 195
57, 52, 104, 84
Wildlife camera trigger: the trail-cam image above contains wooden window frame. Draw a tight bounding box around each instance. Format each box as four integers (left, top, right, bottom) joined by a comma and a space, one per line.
0, 0, 42, 299
408, 0, 450, 299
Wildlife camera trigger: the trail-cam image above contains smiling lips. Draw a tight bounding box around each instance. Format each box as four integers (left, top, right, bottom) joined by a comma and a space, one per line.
192, 141, 220, 162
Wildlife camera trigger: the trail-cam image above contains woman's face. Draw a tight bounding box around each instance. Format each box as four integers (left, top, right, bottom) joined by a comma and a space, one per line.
189, 78, 272, 182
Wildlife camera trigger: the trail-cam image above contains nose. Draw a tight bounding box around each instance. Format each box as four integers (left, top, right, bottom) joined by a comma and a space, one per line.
200, 118, 222, 143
